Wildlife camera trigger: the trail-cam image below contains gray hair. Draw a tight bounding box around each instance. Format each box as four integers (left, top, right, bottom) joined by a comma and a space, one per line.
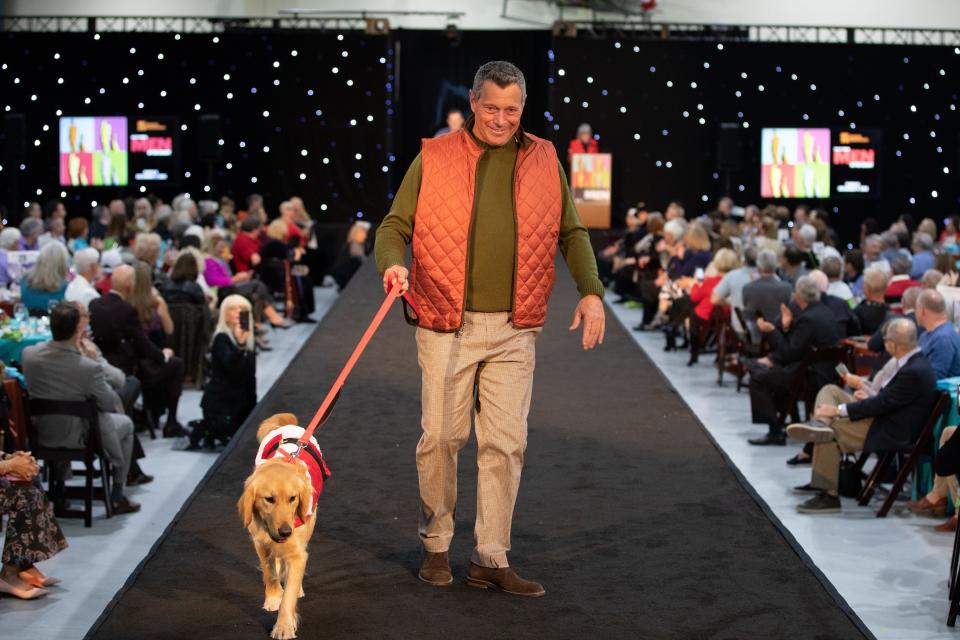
922, 269, 943, 289
798, 224, 817, 245
821, 255, 843, 279
663, 219, 687, 241
577, 122, 592, 136
902, 286, 922, 312
863, 267, 890, 296
884, 316, 918, 349
19, 217, 43, 239
795, 275, 822, 303
73, 247, 100, 275
881, 230, 900, 248
756, 249, 779, 275
24, 242, 69, 292
0, 227, 21, 250
890, 253, 912, 276
918, 288, 947, 315
472, 60, 527, 101
864, 233, 883, 249
913, 232, 934, 251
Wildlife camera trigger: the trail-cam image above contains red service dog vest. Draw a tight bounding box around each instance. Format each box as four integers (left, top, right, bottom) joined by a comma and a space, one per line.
256, 425, 331, 528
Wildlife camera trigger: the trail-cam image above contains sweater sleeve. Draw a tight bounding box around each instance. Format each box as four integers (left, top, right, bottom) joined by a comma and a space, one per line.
374, 153, 422, 275
557, 162, 606, 299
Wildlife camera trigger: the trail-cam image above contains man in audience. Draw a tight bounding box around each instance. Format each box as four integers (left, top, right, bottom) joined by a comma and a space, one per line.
821, 256, 853, 302
787, 318, 938, 513
19, 218, 42, 251
922, 269, 944, 290
844, 249, 866, 297
23, 302, 141, 514
746, 276, 841, 445
742, 249, 792, 337
867, 286, 922, 353
863, 234, 891, 273
911, 232, 936, 279
780, 246, 808, 286
711, 245, 757, 334
916, 289, 960, 379
807, 270, 860, 337
65, 247, 101, 310
854, 268, 891, 335
232, 215, 263, 274
89, 264, 187, 438
792, 224, 819, 269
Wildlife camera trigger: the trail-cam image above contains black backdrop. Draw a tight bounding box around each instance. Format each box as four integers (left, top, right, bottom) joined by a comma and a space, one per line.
2, 27, 960, 244
548, 37, 960, 244
0, 30, 390, 223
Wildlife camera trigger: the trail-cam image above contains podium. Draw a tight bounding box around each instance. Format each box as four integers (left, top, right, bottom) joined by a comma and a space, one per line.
569, 152, 612, 229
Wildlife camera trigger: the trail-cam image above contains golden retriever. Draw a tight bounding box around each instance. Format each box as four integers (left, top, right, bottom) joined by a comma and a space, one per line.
238, 413, 319, 640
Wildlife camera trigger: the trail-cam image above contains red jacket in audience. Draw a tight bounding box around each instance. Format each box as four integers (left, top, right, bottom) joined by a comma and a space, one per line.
690, 275, 724, 322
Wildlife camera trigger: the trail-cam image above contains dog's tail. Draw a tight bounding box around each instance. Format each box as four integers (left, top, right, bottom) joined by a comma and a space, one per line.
256, 412, 299, 443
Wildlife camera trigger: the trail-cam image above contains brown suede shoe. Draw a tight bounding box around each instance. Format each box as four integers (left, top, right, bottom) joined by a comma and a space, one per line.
418, 551, 453, 586
466, 562, 545, 597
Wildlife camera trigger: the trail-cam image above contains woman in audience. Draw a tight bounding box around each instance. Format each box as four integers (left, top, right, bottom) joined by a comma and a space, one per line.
66, 217, 90, 253
909, 425, 959, 532
130, 260, 174, 349
103, 211, 129, 250
133, 197, 155, 232
645, 223, 712, 331
161, 252, 206, 305
0, 450, 67, 599
0, 227, 22, 287
20, 242, 69, 313
683, 248, 739, 365
190, 294, 256, 449
843, 249, 865, 298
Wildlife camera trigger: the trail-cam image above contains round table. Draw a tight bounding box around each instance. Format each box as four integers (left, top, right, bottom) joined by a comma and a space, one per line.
0, 332, 51, 365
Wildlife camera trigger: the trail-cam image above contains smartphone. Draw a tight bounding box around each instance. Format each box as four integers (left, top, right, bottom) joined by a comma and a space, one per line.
239, 310, 250, 332
694, 267, 705, 281
836, 363, 849, 378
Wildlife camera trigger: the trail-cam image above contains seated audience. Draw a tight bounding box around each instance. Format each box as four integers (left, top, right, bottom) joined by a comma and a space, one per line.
0, 451, 66, 599
742, 249, 793, 338
23, 302, 141, 514
854, 268, 891, 335
867, 286, 921, 353
684, 248, 738, 365
885, 254, 919, 306
161, 252, 206, 305
232, 215, 263, 274
131, 261, 174, 349
20, 242, 69, 313
863, 234, 891, 273
191, 295, 257, 449
807, 270, 860, 337
911, 232, 936, 279
915, 289, 960, 378
786, 318, 938, 513
779, 246, 808, 286
711, 245, 757, 335
843, 249, 865, 298
65, 217, 89, 253
103, 211, 129, 250
0, 227, 22, 287
89, 265, 186, 438
64, 247, 101, 310
821, 256, 853, 302
19, 218, 42, 251
331, 220, 371, 291
747, 276, 841, 446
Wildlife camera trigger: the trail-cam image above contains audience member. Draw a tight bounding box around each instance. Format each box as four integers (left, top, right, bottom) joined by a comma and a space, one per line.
19, 218, 42, 251
807, 270, 860, 337
854, 268, 891, 335
23, 302, 141, 514
911, 232, 936, 279
742, 249, 792, 336
130, 261, 173, 349
232, 215, 263, 273
821, 256, 853, 302
786, 318, 938, 513
885, 254, 919, 304
915, 289, 960, 378
20, 242, 69, 313
64, 247, 101, 310
862, 234, 891, 273
0, 227, 22, 287
711, 246, 757, 334
747, 276, 840, 446
780, 246, 808, 286
162, 252, 206, 305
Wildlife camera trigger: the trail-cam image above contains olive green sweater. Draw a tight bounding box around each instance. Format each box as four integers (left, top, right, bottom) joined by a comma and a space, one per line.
375, 126, 605, 312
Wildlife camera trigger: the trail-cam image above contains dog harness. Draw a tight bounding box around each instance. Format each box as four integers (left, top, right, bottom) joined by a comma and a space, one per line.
256, 425, 331, 527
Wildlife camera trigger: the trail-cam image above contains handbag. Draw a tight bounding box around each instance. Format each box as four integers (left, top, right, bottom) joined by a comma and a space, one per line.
838, 453, 863, 498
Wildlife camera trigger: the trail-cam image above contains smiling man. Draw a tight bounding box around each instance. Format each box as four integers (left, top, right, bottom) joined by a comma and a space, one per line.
375, 60, 605, 596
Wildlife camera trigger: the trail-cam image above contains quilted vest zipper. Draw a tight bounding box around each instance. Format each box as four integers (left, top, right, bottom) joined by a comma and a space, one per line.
456, 147, 486, 337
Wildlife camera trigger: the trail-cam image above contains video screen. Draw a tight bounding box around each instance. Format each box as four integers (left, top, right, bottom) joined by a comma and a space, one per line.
832, 129, 880, 198
129, 117, 180, 184
760, 128, 830, 199
59, 116, 128, 186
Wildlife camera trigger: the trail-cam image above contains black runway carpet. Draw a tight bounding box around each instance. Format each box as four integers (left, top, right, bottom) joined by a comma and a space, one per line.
89, 261, 870, 640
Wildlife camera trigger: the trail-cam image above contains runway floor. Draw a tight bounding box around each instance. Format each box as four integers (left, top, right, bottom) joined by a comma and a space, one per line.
88, 261, 868, 640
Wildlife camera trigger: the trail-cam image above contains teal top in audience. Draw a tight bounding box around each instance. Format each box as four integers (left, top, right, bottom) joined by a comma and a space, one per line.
20, 281, 67, 312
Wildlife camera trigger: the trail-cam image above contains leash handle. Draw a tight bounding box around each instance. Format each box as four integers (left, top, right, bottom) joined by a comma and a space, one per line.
294, 276, 407, 451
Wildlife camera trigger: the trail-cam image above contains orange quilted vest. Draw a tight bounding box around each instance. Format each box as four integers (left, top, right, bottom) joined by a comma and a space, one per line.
410, 128, 562, 332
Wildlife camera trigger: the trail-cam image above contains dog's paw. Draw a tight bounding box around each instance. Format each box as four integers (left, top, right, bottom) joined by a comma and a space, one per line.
271, 617, 298, 640
262, 594, 282, 612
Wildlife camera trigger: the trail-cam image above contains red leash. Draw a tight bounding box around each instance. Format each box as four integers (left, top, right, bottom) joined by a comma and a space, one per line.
286, 275, 418, 461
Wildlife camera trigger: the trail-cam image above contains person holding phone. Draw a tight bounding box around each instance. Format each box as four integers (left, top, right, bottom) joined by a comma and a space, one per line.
194, 295, 257, 449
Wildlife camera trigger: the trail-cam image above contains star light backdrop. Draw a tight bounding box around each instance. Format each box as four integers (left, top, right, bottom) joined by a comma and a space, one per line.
0, 30, 391, 223
547, 38, 960, 243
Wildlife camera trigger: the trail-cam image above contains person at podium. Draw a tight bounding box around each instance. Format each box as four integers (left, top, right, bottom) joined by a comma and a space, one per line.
567, 122, 598, 163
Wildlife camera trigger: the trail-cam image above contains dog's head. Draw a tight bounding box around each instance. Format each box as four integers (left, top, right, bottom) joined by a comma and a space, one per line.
255, 412, 299, 443
238, 459, 313, 543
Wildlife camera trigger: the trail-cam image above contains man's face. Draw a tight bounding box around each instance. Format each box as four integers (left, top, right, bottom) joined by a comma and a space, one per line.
469, 81, 523, 147
864, 240, 881, 260
578, 131, 592, 144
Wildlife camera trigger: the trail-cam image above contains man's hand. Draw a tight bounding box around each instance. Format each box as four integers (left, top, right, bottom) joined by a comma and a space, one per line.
570, 294, 605, 350
844, 373, 865, 390
162, 347, 174, 362
853, 389, 869, 400
756, 318, 776, 334
757, 356, 774, 368
779, 303, 793, 332
814, 404, 841, 419
383, 265, 409, 297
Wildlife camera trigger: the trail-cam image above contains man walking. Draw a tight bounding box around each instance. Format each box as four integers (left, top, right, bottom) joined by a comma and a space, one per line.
375, 60, 605, 596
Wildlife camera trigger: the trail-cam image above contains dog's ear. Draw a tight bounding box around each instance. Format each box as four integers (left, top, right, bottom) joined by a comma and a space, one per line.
256, 412, 300, 442
237, 477, 257, 528
296, 474, 313, 523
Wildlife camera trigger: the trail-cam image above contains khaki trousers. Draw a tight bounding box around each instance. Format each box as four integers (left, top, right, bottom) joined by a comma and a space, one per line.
811, 385, 872, 492
415, 311, 540, 568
